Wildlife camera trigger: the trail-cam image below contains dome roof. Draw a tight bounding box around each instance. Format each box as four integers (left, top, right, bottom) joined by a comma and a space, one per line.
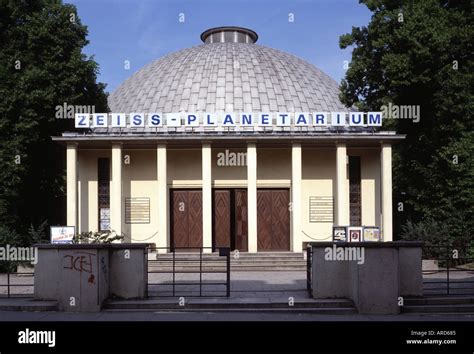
108, 28, 347, 114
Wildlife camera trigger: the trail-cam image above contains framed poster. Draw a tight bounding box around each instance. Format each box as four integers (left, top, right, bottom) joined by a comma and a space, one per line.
332, 226, 347, 242
348, 227, 363, 242
363, 227, 381, 242
99, 208, 111, 231
50, 226, 75, 244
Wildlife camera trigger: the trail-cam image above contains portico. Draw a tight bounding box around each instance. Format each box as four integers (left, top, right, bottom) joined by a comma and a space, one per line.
60, 134, 399, 253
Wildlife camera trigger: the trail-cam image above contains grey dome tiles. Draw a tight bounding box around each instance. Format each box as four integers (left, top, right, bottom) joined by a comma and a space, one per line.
108, 43, 347, 114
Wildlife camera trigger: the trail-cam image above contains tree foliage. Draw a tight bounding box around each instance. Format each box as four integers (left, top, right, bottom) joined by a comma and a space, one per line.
0, 0, 108, 237
340, 0, 473, 246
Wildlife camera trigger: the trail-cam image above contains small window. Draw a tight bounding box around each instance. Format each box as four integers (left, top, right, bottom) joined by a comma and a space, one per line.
98, 158, 110, 231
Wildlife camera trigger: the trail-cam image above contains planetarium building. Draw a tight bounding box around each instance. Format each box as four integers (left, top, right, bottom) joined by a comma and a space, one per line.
54, 27, 403, 252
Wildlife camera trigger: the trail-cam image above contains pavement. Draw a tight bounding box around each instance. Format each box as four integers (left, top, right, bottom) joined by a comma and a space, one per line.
1, 270, 474, 321
1, 309, 474, 321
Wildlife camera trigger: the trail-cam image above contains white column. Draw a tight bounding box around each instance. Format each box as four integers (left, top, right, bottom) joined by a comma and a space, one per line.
336, 143, 349, 226
291, 143, 302, 252
202, 142, 213, 253
381, 144, 393, 241
247, 143, 258, 253
111, 143, 122, 236
66, 143, 78, 229
157, 144, 168, 252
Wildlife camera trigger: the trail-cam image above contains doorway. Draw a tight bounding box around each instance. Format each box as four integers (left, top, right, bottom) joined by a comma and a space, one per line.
212, 188, 248, 251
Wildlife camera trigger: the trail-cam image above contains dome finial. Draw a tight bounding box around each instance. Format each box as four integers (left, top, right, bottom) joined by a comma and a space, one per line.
201, 26, 258, 44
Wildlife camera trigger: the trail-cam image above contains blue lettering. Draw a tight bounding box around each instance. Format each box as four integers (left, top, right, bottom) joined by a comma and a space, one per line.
223, 114, 234, 125
150, 114, 161, 126
133, 114, 143, 125
78, 115, 87, 126
187, 114, 197, 125
296, 114, 308, 125
242, 114, 252, 125
279, 113, 288, 125
315, 114, 325, 124
261, 114, 270, 125
96, 115, 105, 126
206, 114, 216, 125
368, 113, 381, 126
351, 113, 363, 125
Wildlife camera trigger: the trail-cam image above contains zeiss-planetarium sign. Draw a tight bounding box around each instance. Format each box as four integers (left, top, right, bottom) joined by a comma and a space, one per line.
75, 111, 382, 128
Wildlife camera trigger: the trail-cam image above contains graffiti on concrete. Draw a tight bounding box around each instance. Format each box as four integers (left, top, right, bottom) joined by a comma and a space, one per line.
63, 252, 96, 284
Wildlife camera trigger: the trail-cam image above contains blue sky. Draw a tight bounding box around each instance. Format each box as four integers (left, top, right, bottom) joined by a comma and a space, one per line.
67, 0, 372, 94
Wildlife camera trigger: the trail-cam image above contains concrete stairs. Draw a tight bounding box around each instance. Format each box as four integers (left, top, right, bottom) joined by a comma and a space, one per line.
0, 297, 59, 311
401, 296, 474, 313
103, 297, 356, 314
148, 252, 307, 272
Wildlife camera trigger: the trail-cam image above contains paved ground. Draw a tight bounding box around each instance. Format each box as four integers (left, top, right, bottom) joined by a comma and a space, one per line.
2, 269, 474, 297
148, 270, 307, 297
1, 309, 474, 321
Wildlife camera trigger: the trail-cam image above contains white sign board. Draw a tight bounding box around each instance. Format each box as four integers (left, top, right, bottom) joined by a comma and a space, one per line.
50, 226, 75, 244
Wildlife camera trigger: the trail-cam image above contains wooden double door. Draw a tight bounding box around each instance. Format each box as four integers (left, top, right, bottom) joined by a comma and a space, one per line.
170, 188, 289, 252
170, 189, 203, 250
257, 189, 290, 251
213, 189, 248, 252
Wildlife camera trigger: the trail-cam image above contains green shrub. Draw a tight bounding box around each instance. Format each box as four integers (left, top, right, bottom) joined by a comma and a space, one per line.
73, 230, 124, 244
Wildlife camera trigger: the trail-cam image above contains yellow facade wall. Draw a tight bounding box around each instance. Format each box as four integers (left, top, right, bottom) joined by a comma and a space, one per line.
121, 149, 159, 243
77, 146, 381, 248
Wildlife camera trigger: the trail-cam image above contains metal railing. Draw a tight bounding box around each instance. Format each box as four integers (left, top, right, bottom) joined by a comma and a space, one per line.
422, 245, 474, 296
0, 271, 34, 298
146, 246, 231, 298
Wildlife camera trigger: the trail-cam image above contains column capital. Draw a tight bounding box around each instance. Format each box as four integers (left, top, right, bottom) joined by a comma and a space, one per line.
111, 142, 123, 148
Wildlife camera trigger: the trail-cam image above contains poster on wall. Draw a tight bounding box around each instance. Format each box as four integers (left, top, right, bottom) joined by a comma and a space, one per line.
50, 226, 75, 244
363, 227, 381, 242
348, 227, 363, 242
332, 226, 348, 242
100, 208, 111, 231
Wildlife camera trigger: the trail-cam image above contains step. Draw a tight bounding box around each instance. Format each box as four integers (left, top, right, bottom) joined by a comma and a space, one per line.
402, 304, 474, 313
150, 259, 306, 263
150, 253, 305, 260
148, 266, 306, 271
404, 296, 474, 306
104, 307, 357, 314
0, 298, 59, 312
104, 298, 354, 311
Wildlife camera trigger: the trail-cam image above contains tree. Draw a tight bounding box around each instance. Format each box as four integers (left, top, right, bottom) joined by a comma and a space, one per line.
339, 0, 473, 249
0, 0, 109, 239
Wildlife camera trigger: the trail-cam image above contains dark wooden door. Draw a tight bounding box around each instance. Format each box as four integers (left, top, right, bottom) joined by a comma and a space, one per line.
213, 190, 231, 249
212, 189, 248, 252
170, 190, 203, 250
257, 189, 290, 251
234, 189, 248, 252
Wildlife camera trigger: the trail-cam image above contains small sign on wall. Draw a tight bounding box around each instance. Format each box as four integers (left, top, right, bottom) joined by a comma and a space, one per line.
348, 227, 363, 242
332, 226, 347, 242
363, 227, 381, 242
50, 226, 75, 244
